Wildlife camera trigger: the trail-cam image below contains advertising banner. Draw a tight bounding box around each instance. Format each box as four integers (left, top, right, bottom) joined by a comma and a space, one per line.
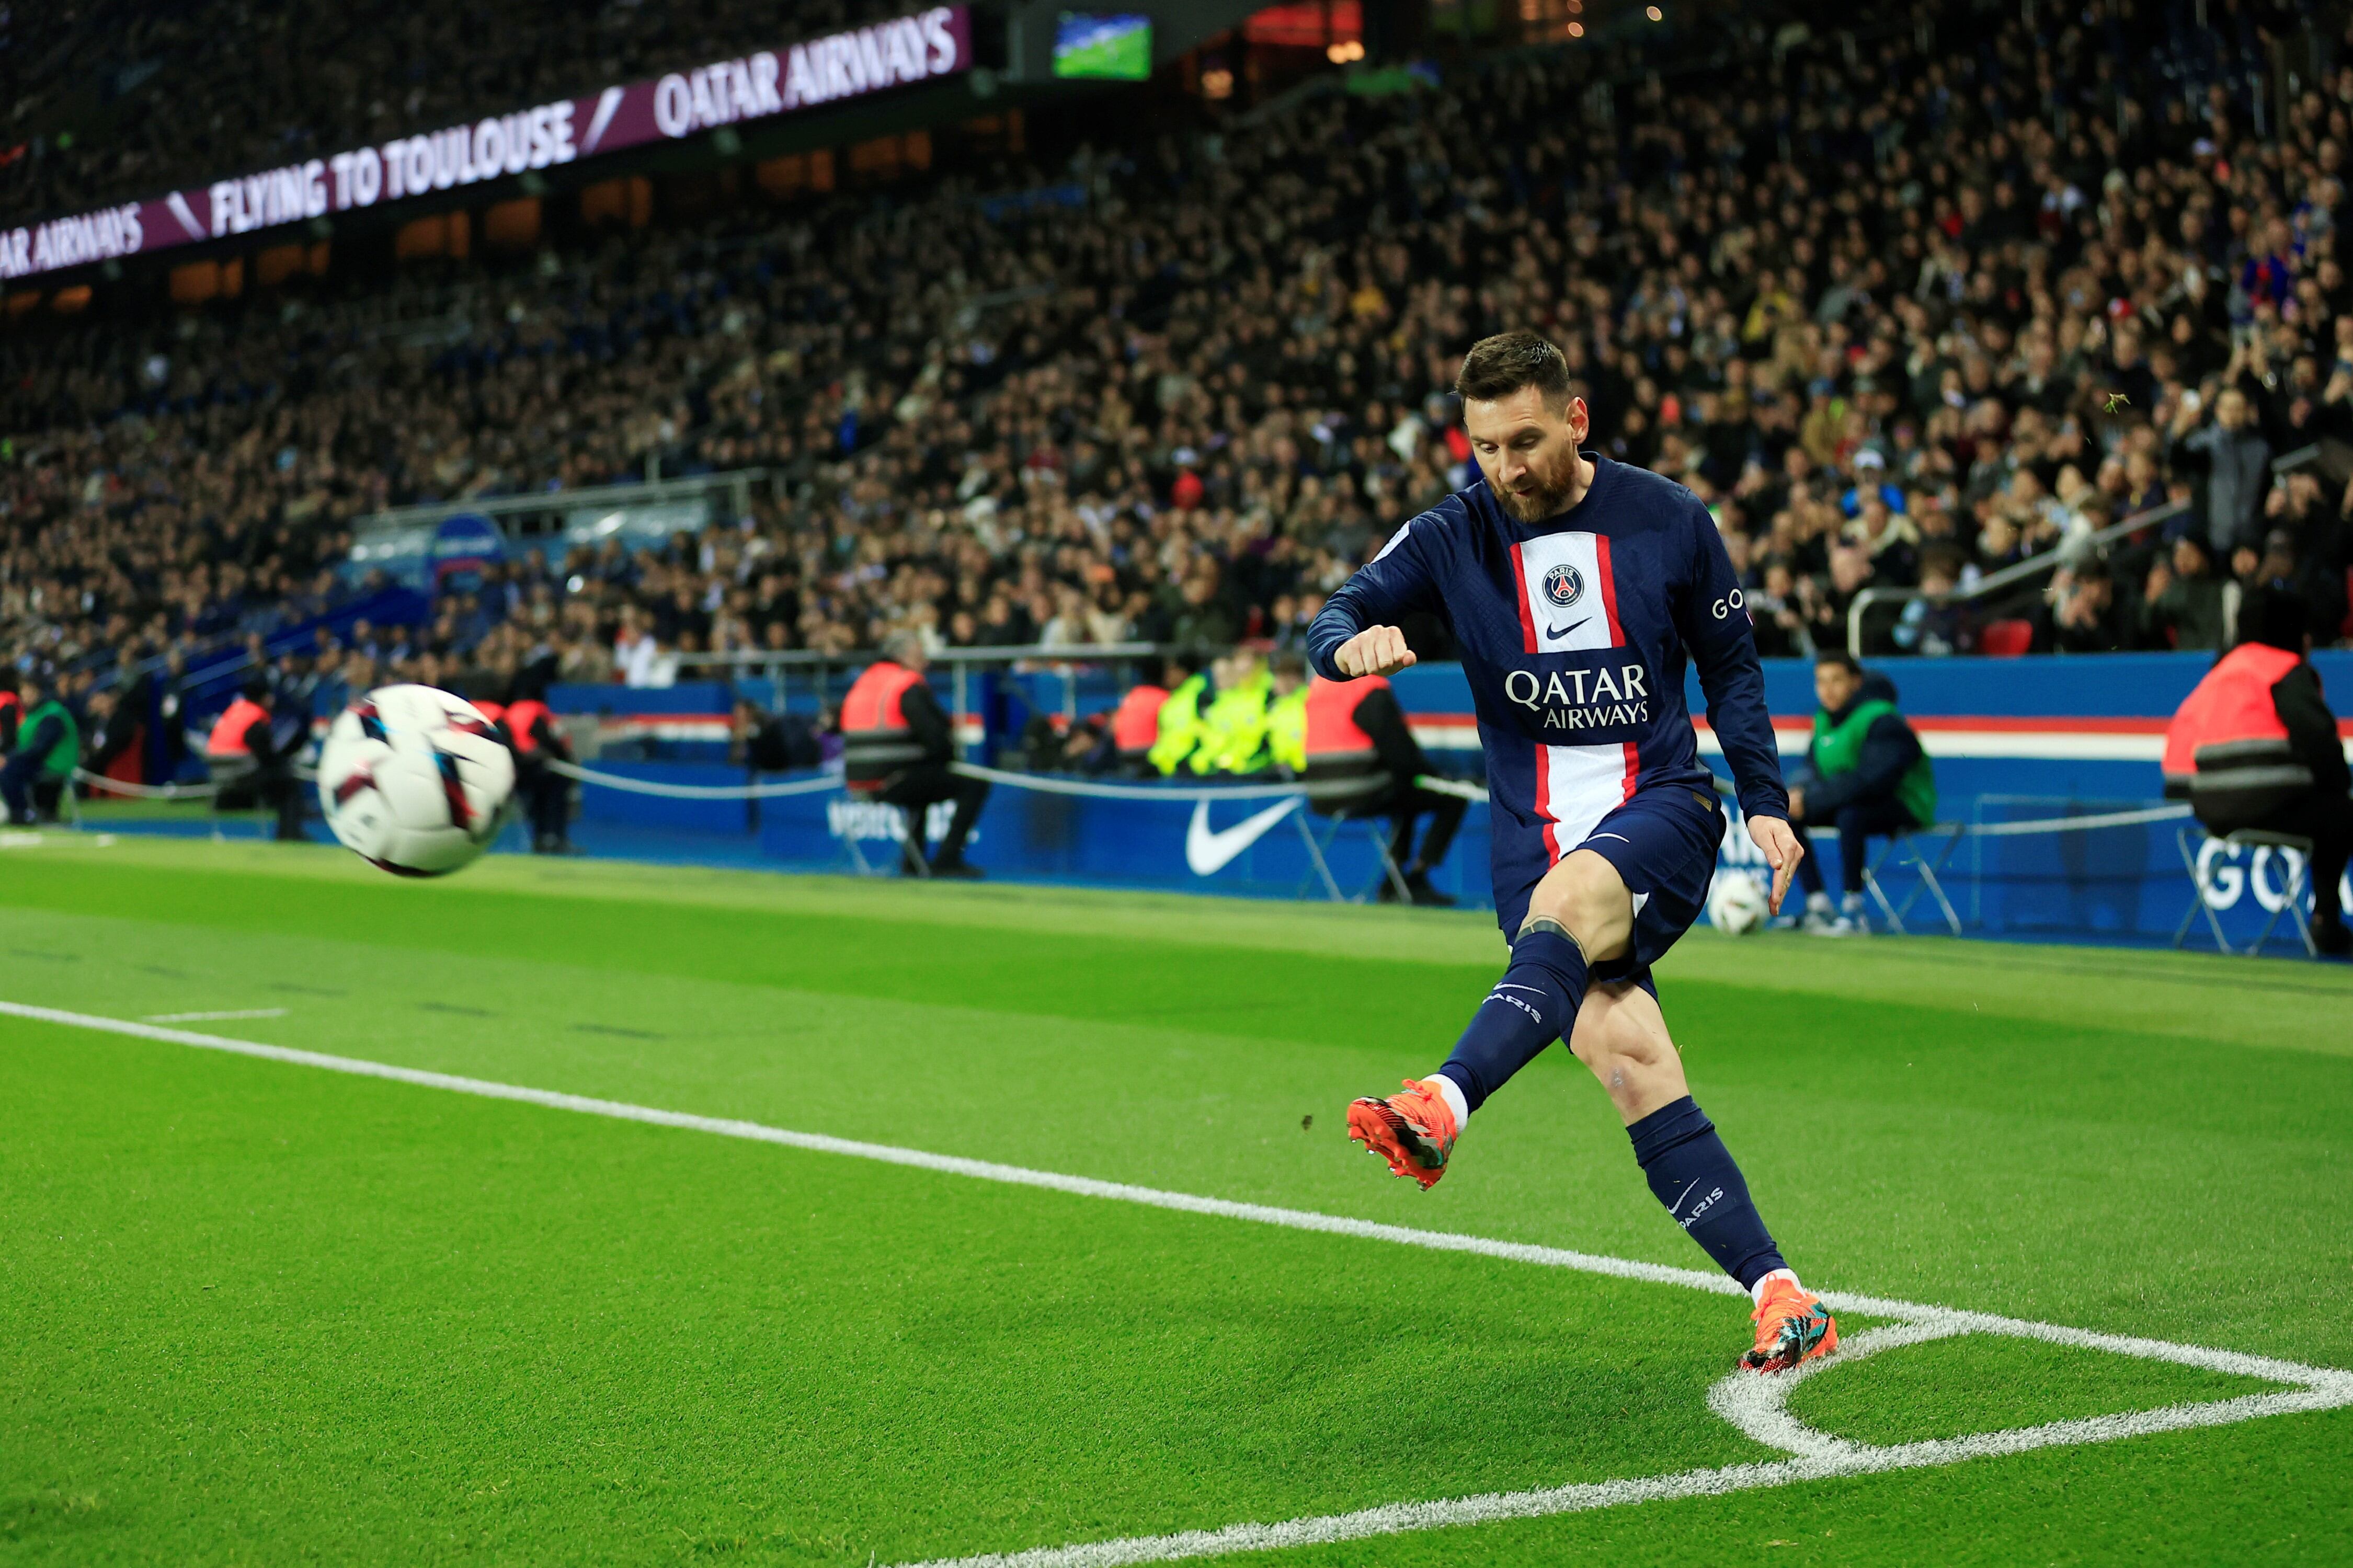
0, 6, 972, 283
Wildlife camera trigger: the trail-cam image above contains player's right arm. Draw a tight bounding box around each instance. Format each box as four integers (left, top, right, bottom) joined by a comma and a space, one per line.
1307, 507, 1448, 681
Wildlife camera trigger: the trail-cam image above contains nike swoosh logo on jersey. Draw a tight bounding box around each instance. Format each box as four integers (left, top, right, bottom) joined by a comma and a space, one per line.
1184, 797, 1301, 875
1545, 616, 1591, 640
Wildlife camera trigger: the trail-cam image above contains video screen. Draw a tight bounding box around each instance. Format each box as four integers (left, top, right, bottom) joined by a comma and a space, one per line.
1054, 13, 1152, 79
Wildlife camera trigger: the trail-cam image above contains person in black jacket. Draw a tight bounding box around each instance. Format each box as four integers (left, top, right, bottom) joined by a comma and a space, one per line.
2179, 586, 2352, 955
842, 632, 988, 877
1783, 653, 1936, 936
214, 679, 309, 842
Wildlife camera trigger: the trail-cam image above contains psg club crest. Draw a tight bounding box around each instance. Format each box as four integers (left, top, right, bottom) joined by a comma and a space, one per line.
1544, 563, 1585, 609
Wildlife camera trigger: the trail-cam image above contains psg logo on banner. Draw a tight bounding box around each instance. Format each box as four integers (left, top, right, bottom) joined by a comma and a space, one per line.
1544, 563, 1585, 609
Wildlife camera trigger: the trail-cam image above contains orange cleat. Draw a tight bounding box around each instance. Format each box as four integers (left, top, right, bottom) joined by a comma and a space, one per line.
1741, 1275, 1838, 1373
1346, 1078, 1460, 1190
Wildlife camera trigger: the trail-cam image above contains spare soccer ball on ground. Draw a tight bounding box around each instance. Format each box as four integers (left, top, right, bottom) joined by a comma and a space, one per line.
1706, 868, 1770, 935
316, 684, 516, 877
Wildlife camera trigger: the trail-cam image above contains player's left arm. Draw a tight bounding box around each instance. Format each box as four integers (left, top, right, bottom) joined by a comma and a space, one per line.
1675, 502, 1804, 910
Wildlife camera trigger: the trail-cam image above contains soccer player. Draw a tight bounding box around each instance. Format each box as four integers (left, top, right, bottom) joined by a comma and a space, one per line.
1311, 333, 1835, 1373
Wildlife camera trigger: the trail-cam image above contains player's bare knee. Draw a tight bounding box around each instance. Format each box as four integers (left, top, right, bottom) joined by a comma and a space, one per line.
1523, 851, 1631, 956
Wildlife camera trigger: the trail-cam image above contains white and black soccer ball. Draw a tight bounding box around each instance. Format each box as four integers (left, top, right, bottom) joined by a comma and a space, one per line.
316, 683, 516, 877
1706, 868, 1770, 936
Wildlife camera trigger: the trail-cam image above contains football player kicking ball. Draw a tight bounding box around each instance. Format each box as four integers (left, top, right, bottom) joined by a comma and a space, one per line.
1311, 333, 1835, 1374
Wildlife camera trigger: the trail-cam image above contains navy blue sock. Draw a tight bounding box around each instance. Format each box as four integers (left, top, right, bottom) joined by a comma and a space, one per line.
1436, 928, 1587, 1114
1627, 1096, 1787, 1290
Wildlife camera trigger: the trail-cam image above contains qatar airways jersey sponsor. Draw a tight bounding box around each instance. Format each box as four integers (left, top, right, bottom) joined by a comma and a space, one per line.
1309, 456, 1787, 924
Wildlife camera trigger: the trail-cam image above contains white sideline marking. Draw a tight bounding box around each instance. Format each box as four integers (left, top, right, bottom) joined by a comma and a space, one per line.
141, 1009, 289, 1023
7, 998, 2351, 1567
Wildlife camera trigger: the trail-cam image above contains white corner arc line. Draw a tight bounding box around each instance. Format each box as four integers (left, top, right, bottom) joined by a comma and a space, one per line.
6, 998, 2350, 1568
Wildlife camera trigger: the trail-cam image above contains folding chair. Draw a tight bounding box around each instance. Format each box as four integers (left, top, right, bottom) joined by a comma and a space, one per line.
1296, 803, 1414, 905
1861, 823, 1965, 935
2173, 825, 2317, 957
204, 754, 261, 840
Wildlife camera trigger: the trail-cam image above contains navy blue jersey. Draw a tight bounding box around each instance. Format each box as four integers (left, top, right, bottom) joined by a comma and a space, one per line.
1308, 455, 1787, 922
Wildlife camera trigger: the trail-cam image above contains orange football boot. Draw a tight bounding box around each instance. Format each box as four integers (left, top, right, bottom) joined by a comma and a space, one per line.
1742, 1275, 1839, 1372
1346, 1078, 1460, 1189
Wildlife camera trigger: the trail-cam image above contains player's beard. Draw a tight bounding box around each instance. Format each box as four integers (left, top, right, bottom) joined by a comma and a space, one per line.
1494, 445, 1583, 522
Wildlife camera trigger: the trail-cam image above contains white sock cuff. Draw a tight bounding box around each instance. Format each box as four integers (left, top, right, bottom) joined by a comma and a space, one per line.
1428, 1073, 1470, 1130
1751, 1267, 1800, 1306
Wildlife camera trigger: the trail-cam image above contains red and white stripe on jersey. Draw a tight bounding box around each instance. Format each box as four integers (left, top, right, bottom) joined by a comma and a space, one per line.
1509, 530, 1619, 655
1510, 530, 1639, 862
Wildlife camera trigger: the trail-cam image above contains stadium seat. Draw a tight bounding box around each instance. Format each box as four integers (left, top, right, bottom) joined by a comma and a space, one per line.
2173, 825, 2318, 957
1861, 824, 1966, 936
1980, 620, 2035, 657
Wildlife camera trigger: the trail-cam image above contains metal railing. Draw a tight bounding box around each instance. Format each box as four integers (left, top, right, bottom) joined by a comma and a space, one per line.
350, 467, 775, 537
1844, 498, 2191, 655
673, 642, 1170, 726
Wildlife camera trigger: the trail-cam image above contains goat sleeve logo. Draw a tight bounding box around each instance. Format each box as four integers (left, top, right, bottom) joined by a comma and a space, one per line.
1544, 563, 1584, 609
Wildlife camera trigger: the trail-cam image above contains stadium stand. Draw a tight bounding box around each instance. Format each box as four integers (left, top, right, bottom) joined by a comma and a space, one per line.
7, 0, 2353, 796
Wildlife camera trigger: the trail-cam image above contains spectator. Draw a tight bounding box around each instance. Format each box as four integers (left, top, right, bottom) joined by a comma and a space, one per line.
1891, 552, 1970, 658
2046, 562, 2131, 655
2139, 531, 2231, 651
731, 696, 826, 774
2173, 386, 2274, 559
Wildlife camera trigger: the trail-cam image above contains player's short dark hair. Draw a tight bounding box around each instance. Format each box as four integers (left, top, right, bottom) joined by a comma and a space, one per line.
1813, 649, 1863, 677
1456, 332, 1576, 409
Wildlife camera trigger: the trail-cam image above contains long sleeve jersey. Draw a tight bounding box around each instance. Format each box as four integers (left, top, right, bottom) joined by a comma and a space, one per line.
1308, 456, 1787, 912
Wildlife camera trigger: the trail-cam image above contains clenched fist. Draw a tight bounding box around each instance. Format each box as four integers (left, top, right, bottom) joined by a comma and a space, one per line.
1334, 625, 1417, 678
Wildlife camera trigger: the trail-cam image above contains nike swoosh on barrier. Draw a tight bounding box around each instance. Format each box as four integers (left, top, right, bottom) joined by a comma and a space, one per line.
1185, 796, 1303, 876
1546, 617, 1591, 640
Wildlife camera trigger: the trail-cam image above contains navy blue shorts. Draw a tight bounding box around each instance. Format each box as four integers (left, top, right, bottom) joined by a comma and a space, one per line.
1495, 784, 1726, 990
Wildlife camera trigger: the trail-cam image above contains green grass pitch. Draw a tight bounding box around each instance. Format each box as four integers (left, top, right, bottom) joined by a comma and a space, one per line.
3, 833, 2351, 1564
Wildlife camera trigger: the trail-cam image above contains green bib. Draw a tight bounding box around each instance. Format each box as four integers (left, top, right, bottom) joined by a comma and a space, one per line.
1149, 674, 1209, 776
1812, 697, 1936, 825
1192, 671, 1272, 775
22, 700, 80, 782
1266, 686, 1308, 773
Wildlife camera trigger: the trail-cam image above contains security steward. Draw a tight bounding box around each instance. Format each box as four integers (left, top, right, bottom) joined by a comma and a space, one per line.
1148, 653, 1212, 776
501, 680, 576, 854
2163, 585, 2352, 955
1, 672, 78, 826
1302, 665, 1465, 905
1110, 660, 1178, 776
842, 631, 988, 877
1266, 651, 1311, 774
1785, 651, 1938, 935
1191, 650, 1273, 775
205, 677, 306, 840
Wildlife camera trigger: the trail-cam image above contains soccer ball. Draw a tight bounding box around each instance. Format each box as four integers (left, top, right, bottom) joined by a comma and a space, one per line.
316, 684, 516, 877
1706, 869, 1771, 935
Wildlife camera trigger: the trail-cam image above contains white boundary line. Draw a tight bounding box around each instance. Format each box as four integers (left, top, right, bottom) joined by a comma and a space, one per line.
141, 1008, 289, 1023
6, 998, 2350, 1567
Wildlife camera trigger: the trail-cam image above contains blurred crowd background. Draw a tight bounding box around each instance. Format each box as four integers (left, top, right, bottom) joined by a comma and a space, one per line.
6, 0, 2353, 783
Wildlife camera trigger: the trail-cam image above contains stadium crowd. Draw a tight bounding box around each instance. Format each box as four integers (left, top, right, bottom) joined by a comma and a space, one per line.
8, 0, 2353, 798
